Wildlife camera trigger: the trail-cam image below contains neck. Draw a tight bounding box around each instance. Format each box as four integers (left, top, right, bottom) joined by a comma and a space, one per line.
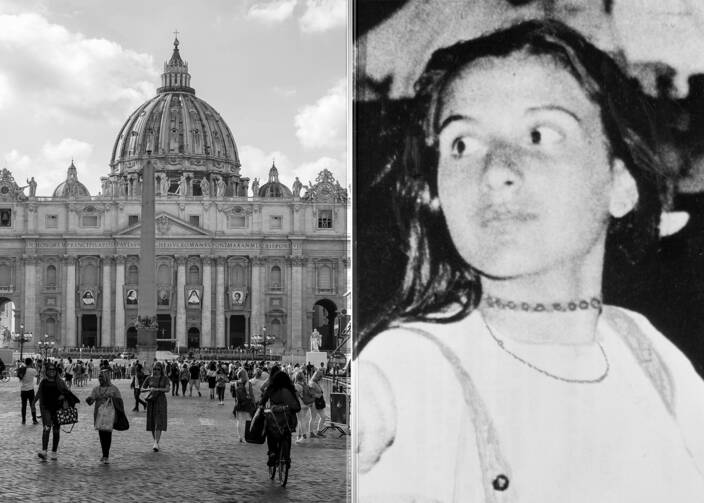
480, 251, 603, 346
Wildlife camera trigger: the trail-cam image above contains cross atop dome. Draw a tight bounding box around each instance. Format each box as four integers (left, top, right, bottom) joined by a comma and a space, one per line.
158, 32, 194, 95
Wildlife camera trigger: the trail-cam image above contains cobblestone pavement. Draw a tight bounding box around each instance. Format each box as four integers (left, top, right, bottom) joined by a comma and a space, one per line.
0, 378, 350, 502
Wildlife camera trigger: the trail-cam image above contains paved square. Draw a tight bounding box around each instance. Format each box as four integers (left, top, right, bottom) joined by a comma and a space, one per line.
1, 377, 350, 502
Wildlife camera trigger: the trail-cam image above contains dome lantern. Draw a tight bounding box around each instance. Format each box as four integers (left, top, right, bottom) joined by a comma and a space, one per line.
157, 34, 194, 95
258, 160, 292, 198
53, 160, 91, 199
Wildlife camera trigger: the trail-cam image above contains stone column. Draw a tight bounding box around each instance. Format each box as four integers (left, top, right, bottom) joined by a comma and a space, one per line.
101, 256, 112, 347
215, 257, 226, 347
202, 256, 212, 347
65, 256, 77, 347
250, 256, 265, 337
290, 256, 305, 351
175, 256, 187, 349
23, 256, 37, 335
114, 256, 126, 347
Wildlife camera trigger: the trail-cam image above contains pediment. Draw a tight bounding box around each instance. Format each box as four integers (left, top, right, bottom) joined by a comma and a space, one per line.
116, 212, 210, 237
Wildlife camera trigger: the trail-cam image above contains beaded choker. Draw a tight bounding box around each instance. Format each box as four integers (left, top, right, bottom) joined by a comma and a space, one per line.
482, 294, 602, 313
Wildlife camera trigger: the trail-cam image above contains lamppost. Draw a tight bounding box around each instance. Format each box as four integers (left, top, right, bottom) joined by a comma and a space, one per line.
11, 323, 33, 361
37, 334, 55, 362
251, 327, 275, 359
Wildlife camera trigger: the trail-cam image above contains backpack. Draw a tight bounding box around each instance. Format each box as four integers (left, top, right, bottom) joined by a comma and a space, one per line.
235, 381, 250, 402
300, 382, 315, 406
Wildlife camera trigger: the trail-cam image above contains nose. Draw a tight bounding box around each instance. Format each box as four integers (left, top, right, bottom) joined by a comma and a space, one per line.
482, 142, 523, 193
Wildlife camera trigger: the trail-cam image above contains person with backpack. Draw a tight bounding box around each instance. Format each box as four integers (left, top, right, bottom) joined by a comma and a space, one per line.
232, 368, 255, 442
293, 370, 315, 443
18, 357, 38, 425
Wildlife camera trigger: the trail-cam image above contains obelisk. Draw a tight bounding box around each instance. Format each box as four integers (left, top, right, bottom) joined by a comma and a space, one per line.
137, 152, 158, 366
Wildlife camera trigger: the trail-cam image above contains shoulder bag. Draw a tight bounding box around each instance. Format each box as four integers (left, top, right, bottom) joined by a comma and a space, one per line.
56, 399, 79, 433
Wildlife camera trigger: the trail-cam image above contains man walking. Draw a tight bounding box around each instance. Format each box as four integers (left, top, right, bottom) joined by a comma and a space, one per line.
188, 361, 202, 397
130, 362, 148, 411
18, 357, 38, 425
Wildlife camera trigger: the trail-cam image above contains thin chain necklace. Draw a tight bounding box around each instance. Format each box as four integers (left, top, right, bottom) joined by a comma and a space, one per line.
481, 314, 610, 384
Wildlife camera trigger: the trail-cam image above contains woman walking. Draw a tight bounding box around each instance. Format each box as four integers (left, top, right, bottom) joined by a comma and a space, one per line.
179, 363, 189, 396
143, 362, 170, 452
169, 362, 180, 396
308, 369, 326, 438
293, 370, 313, 443
232, 368, 255, 442
33, 361, 79, 461
85, 369, 125, 464
215, 367, 227, 405
206, 361, 217, 400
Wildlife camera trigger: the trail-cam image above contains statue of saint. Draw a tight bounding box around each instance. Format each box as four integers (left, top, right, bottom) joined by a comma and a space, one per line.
310, 329, 321, 352
251, 177, 260, 196
292, 177, 302, 197
27, 177, 37, 197
200, 177, 210, 196
216, 177, 226, 197
177, 174, 188, 196
160, 173, 170, 195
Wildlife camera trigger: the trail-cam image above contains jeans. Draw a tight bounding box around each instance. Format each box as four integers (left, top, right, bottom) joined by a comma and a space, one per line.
98, 430, 112, 458
20, 389, 37, 422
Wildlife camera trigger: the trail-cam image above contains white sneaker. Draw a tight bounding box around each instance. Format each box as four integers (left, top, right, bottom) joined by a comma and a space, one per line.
103, 457, 110, 465
50, 451, 57, 460
37, 450, 47, 461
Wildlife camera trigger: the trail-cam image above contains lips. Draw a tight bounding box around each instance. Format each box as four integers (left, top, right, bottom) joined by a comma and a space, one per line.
478, 206, 538, 227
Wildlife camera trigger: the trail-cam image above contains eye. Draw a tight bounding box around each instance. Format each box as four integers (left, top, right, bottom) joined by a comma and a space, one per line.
529, 126, 563, 146
450, 136, 484, 158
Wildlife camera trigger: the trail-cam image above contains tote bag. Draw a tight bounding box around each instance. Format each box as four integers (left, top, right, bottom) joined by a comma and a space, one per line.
96, 398, 115, 431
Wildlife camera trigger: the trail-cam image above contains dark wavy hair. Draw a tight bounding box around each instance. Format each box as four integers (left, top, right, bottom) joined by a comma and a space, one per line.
358, 19, 666, 353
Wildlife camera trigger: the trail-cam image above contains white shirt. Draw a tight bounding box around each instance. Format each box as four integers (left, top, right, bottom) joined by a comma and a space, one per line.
20, 367, 36, 392
358, 307, 704, 502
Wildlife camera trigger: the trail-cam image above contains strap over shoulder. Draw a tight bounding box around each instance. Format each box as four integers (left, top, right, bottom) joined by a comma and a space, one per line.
387, 324, 514, 503
602, 306, 675, 415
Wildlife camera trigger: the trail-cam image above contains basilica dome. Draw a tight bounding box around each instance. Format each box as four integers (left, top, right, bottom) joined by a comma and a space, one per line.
53, 161, 91, 198
110, 38, 242, 186
258, 162, 292, 198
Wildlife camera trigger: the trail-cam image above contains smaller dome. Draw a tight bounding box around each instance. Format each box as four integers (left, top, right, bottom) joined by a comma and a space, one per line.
53, 161, 91, 198
258, 161, 292, 198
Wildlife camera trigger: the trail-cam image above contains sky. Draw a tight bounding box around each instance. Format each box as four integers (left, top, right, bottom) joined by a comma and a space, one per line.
0, 0, 347, 197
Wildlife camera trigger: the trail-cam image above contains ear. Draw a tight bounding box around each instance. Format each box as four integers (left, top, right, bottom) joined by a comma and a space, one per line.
609, 158, 638, 218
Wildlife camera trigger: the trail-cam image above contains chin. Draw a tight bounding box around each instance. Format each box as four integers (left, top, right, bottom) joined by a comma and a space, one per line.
468, 250, 549, 280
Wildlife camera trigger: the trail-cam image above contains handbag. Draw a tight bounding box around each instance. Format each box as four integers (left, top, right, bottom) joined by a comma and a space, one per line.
315, 395, 326, 410
96, 398, 115, 431
244, 406, 266, 444
113, 407, 129, 431
56, 400, 78, 433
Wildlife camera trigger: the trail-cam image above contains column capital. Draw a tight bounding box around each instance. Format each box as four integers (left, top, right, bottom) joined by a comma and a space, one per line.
176, 256, 188, 266
22, 255, 37, 265
288, 255, 307, 267
114, 255, 126, 265
202, 255, 213, 267
251, 255, 267, 266
100, 255, 114, 264
216, 256, 227, 267
62, 255, 76, 266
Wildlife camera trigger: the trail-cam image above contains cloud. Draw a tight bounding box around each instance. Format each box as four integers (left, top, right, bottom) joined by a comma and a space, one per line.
299, 0, 346, 33
273, 85, 297, 97
3, 138, 96, 196
0, 12, 157, 122
296, 156, 346, 188
295, 78, 346, 150
247, 0, 297, 24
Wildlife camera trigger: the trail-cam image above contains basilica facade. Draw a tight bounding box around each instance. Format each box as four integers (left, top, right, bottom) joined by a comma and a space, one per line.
0, 38, 349, 353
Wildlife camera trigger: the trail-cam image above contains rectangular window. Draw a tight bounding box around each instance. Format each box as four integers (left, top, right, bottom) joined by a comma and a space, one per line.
0, 209, 11, 227
45, 215, 58, 228
189, 215, 200, 227
270, 215, 282, 230
128, 215, 139, 226
81, 215, 99, 227
227, 215, 246, 228
317, 209, 333, 229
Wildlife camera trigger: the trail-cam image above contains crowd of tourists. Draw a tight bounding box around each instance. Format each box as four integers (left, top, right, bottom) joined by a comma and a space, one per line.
6, 355, 333, 467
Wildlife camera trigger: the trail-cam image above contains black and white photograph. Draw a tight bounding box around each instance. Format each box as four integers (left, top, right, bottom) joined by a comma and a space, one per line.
0, 1, 349, 501
356, 0, 704, 502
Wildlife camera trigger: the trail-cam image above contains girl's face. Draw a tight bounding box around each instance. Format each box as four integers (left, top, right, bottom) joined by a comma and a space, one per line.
435, 54, 637, 279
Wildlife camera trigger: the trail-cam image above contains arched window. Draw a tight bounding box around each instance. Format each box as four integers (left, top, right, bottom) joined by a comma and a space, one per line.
189, 265, 200, 284
46, 265, 57, 287
157, 263, 170, 284
127, 265, 139, 285
81, 263, 97, 284
317, 265, 332, 292
46, 317, 56, 338
229, 264, 244, 286
270, 266, 281, 290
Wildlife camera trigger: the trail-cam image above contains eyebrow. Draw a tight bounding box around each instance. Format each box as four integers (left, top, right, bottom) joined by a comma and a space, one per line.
437, 105, 581, 135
